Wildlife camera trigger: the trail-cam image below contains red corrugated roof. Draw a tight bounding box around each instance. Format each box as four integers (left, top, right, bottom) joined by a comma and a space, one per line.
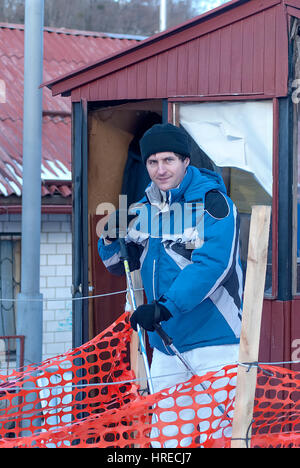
0, 23, 142, 198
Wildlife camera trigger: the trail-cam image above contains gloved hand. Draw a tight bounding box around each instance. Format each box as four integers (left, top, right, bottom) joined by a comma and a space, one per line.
130, 301, 172, 332
103, 209, 137, 242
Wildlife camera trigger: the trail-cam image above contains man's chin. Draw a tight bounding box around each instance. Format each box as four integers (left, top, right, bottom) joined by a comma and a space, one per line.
156, 179, 172, 191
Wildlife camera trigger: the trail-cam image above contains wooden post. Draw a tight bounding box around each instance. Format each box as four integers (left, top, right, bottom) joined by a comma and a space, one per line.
231, 205, 271, 449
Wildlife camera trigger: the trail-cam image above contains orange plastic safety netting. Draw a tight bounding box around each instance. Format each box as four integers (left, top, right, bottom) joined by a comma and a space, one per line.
251, 365, 300, 448
0, 312, 299, 448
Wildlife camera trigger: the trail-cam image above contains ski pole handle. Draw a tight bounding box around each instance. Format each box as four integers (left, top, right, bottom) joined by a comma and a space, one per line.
119, 238, 129, 261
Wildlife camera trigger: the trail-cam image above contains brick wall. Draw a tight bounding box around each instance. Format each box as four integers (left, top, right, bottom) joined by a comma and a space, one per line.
0, 212, 72, 361
40, 214, 72, 359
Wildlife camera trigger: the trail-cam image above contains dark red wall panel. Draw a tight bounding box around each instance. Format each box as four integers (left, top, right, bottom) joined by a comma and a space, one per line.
73, 3, 288, 103
260, 300, 300, 372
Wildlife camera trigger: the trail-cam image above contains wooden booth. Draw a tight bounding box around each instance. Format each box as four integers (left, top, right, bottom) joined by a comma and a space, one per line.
45, 0, 300, 370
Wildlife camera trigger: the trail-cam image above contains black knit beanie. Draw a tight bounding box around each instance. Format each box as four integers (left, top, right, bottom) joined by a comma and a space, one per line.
139, 123, 191, 164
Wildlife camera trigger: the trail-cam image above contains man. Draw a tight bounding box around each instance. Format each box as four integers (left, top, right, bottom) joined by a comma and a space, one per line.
98, 123, 243, 444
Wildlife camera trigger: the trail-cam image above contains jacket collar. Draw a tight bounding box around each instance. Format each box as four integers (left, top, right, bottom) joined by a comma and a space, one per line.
145, 166, 193, 205
142, 166, 227, 206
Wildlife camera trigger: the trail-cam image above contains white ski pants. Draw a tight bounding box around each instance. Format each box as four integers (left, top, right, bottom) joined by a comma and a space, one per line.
150, 344, 239, 448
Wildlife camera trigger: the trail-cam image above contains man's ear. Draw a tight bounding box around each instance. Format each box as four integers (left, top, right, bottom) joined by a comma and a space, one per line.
185, 157, 190, 168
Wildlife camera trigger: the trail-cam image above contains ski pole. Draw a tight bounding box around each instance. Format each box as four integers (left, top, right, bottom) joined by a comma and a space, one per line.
154, 322, 196, 375
153, 318, 227, 417
119, 239, 155, 395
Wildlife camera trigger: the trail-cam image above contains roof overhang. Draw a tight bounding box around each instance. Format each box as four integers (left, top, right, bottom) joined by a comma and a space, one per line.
44, 0, 258, 97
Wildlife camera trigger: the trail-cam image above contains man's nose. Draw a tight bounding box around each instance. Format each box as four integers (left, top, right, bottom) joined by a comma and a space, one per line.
157, 162, 166, 174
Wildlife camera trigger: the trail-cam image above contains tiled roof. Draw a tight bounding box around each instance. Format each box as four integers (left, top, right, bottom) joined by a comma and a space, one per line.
0, 23, 142, 198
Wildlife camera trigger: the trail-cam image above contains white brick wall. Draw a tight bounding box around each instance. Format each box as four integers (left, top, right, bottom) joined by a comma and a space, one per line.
0, 212, 73, 361
40, 214, 72, 360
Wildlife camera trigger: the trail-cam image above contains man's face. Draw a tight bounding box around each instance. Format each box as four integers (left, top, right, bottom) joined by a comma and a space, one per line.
146, 152, 190, 191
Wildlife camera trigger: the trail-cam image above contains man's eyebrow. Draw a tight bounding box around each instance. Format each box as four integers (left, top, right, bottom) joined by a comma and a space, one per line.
162, 156, 175, 161
148, 155, 175, 162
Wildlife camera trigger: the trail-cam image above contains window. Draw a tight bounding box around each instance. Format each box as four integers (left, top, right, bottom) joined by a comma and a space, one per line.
178, 100, 273, 295
0, 235, 21, 372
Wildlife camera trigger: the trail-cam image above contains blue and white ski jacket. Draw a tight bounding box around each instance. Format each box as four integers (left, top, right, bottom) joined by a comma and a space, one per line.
98, 166, 243, 355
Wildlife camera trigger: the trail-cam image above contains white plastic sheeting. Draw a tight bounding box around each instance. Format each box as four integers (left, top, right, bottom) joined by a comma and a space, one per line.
179, 100, 273, 196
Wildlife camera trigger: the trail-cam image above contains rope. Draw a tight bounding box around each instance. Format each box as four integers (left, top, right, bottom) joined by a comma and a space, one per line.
0, 370, 194, 392
1, 359, 300, 393
0, 288, 144, 303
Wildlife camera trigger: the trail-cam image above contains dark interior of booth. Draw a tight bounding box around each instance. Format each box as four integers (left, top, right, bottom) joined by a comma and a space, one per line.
87, 100, 163, 338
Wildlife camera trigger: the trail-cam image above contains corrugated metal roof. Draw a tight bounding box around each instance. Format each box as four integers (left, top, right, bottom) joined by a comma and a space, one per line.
0, 23, 142, 198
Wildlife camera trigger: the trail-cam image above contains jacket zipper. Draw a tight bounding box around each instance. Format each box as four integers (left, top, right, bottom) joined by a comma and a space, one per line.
152, 259, 156, 301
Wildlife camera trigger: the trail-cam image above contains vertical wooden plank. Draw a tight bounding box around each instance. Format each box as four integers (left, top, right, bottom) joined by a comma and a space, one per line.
137, 61, 147, 99
177, 44, 189, 95
264, 8, 276, 96
219, 25, 232, 94
108, 73, 118, 100
241, 16, 254, 93
127, 65, 138, 100
198, 34, 209, 95
283, 301, 292, 367
157, 51, 168, 98
230, 20, 243, 93
117, 68, 128, 100
146, 55, 158, 98
88, 80, 99, 101
275, 4, 289, 97
252, 10, 265, 93
270, 301, 285, 364
258, 299, 272, 363
95, 75, 107, 101
167, 48, 178, 96
208, 29, 221, 95
187, 38, 199, 96
231, 205, 271, 449
78, 83, 89, 102
71, 88, 81, 102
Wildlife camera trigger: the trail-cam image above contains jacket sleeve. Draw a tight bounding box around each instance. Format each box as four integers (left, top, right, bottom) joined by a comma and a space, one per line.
160, 199, 240, 316
98, 237, 143, 276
